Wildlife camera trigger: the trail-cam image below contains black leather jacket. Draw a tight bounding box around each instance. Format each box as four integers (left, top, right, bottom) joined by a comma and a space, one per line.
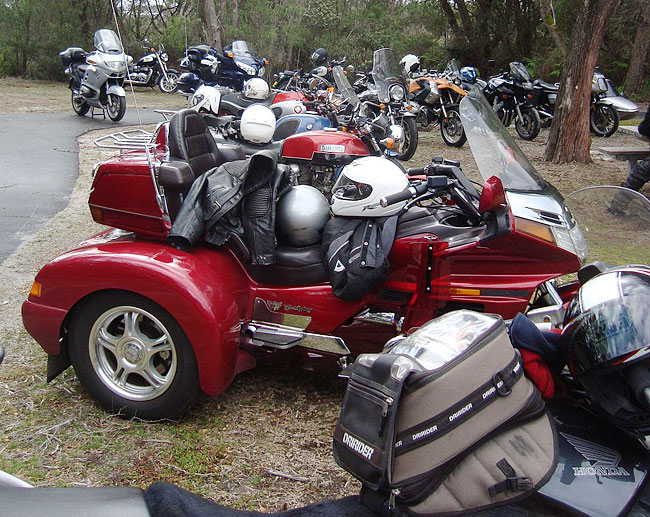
168, 150, 291, 265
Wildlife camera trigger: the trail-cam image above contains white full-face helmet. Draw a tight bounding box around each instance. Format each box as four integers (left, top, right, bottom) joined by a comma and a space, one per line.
240, 104, 276, 143
330, 157, 409, 217
400, 54, 420, 74
243, 77, 270, 100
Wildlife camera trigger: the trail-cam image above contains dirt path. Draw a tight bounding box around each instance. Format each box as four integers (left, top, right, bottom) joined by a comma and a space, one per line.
0, 78, 645, 511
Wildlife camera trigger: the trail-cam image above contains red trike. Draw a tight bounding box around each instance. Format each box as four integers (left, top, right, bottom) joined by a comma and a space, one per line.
22, 91, 585, 419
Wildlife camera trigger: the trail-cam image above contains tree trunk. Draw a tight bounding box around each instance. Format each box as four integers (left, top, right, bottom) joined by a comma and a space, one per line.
537, 0, 568, 57
624, 4, 650, 95
544, 0, 621, 164
201, 0, 222, 49
230, 0, 239, 31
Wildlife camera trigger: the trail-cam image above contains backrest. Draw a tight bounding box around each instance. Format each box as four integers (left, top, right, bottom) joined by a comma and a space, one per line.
168, 109, 222, 178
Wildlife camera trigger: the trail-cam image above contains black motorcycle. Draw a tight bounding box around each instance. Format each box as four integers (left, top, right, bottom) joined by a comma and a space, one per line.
125, 40, 179, 93
482, 61, 541, 140
272, 57, 348, 91
334, 48, 418, 161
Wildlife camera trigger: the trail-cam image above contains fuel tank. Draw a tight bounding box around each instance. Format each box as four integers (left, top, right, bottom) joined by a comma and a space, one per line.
281, 129, 369, 164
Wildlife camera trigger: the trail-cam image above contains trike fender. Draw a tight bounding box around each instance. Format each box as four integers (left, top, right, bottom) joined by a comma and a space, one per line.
23, 234, 251, 397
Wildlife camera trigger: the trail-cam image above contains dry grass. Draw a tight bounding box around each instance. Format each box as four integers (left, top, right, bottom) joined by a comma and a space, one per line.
0, 77, 187, 113
0, 78, 646, 511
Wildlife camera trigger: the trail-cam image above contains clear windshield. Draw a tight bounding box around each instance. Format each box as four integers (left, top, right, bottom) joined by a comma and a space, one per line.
444, 58, 460, 78
333, 65, 360, 109
228, 40, 255, 57
459, 88, 548, 191
94, 29, 123, 54
565, 186, 650, 265
509, 62, 531, 82
372, 48, 405, 103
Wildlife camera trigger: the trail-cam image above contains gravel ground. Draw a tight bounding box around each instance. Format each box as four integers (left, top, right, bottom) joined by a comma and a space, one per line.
0, 78, 647, 511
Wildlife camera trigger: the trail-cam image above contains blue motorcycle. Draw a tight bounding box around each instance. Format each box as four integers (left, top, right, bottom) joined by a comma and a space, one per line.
177, 40, 267, 94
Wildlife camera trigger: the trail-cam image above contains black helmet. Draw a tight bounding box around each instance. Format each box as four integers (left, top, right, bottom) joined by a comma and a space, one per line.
311, 48, 328, 67
563, 266, 650, 430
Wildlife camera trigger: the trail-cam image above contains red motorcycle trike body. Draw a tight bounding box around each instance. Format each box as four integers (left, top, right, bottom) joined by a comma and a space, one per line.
22, 94, 584, 419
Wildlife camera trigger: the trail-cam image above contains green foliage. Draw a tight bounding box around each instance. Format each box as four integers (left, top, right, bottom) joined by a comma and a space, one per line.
0, 0, 645, 99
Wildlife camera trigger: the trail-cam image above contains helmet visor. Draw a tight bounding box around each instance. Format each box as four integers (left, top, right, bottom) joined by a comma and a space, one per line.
332, 174, 373, 201
569, 294, 650, 373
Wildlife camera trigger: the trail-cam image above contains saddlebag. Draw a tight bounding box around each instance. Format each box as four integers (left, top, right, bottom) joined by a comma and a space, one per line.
333, 310, 558, 516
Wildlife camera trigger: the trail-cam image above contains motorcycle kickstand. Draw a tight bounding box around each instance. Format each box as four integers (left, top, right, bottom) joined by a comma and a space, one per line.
90, 106, 106, 119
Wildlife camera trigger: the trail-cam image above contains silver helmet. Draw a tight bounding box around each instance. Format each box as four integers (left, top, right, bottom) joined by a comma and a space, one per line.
276, 185, 330, 247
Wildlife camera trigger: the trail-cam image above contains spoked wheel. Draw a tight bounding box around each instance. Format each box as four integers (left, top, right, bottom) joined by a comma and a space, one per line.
440, 107, 467, 147
106, 93, 126, 121
158, 72, 179, 93
590, 103, 619, 137
515, 107, 541, 140
393, 116, 418, 161
71, 91, 90, 116
69, 292, 199, 420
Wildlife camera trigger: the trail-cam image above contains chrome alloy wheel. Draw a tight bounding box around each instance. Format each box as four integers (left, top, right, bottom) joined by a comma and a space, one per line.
88, 305, 177, 401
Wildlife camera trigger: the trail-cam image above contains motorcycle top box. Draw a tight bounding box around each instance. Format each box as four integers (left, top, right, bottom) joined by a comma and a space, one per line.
22, 89, 586, 420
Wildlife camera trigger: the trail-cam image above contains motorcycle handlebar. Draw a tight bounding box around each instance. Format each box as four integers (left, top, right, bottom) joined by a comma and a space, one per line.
380, 183, 428, 207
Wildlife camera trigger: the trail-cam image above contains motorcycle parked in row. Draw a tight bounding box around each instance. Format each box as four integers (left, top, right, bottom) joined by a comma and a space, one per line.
178, 40, 267, 94
59, 29, 128, 122
333, 48, 418, 160
23, 88, 590, 421
530, 66, 626, 137
405, 59, 467, 147
125, 40, 179, 93
482, 61, 541, 140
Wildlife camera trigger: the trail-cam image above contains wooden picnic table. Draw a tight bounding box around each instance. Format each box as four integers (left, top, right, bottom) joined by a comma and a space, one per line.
598, 146, 650, 163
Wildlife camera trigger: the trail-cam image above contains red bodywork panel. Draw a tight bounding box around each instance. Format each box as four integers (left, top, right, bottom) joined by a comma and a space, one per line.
281, 130, 369, 161
273, 91, 308, 104
23, 230, 252, 397
89, 152, 170, 239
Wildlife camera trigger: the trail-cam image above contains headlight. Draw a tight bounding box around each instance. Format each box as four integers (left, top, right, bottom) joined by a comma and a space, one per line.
161, 53, 168, 62
106, 60, 126, 71
236, 61, 256, 76
389, 84, 405, 102
514, 216, 587, 263
258, 66, 265, 77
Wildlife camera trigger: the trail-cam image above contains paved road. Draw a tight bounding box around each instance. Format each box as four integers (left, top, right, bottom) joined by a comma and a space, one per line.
0, 108, 164, 263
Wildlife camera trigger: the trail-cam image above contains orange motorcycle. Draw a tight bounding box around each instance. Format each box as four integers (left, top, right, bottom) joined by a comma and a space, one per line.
407, 74, 467, 147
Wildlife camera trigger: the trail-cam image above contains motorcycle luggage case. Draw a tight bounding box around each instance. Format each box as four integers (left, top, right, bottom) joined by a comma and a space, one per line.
60, 47, 87, 66
89, 152, 171, 238
281, 130, 369, 165
333, 310, 558, 516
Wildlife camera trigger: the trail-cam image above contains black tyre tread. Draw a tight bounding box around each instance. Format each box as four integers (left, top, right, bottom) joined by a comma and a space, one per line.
515, 107, 541, 141
69, 291, 200, 420
107, 94, 126, 121
395, 116, 418, 161
590, 103, 619, 137
71, 92, 90, 116
440, 107, 467, 147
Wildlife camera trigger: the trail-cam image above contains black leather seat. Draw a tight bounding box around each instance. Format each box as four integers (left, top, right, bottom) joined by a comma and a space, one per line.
243, 244, 329, 286
160, 109, 245, 220
219, 92, 278, 117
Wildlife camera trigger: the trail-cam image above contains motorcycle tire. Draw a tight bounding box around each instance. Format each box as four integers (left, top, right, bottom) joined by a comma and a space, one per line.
515, 107, 541, 141
69, 291, 200, 420
394, 116, 418, 161
440, 107, 467, 147
106, 93, 126, 122
71, 91, 89, 116
590, 103, 619, 137
158, 71, 179, 93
